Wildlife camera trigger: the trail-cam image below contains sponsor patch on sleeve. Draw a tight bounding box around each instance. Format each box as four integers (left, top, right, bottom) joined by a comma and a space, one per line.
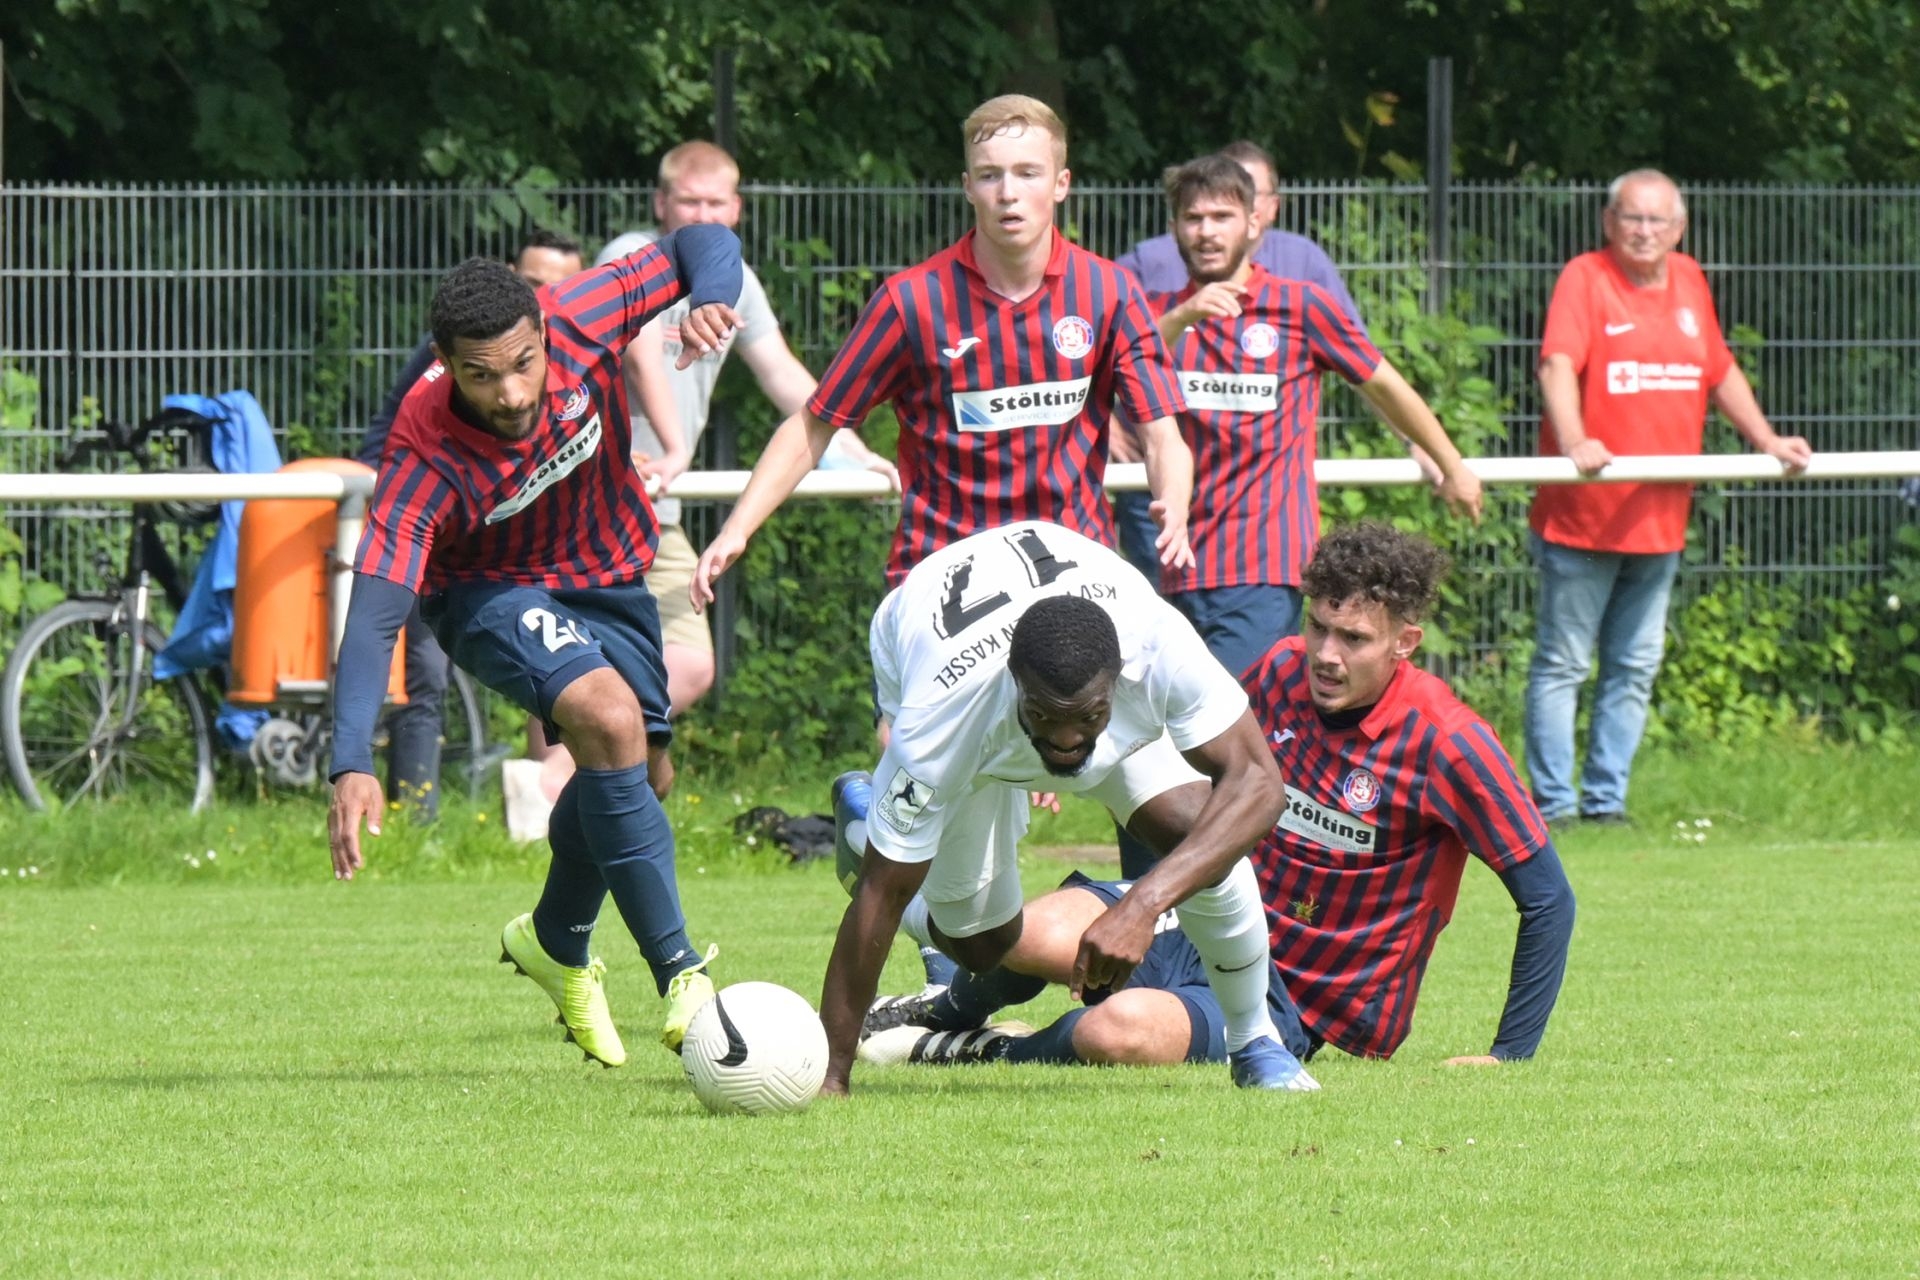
875, 767, 936, 835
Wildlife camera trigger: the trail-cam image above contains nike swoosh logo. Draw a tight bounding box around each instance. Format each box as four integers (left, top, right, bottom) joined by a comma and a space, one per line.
1213, 957, 1263, 973
1604, 322, 1635, 335
941, 336, 982, 360
1272, 729, 1296, 746
712, 992, 749, 1067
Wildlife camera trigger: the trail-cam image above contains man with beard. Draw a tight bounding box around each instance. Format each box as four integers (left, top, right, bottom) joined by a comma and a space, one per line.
818, 519, 1317, 1096
1149, 154, 1483, 681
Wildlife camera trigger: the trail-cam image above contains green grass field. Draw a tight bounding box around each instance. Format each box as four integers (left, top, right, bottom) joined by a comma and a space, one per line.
3, 744, 1918, 1278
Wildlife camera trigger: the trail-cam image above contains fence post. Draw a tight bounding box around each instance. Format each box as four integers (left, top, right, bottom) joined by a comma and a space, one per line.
1426, 55, 1454, 316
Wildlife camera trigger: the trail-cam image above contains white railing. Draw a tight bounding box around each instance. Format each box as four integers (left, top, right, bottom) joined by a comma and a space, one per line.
3, 451, 1917, 506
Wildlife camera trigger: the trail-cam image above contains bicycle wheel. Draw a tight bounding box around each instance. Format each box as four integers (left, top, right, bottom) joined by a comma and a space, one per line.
438, 665, 495, 799
1, 598, 216, 812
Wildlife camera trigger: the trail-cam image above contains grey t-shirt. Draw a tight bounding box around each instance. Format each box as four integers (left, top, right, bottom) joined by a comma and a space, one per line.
597, 228, 779, 524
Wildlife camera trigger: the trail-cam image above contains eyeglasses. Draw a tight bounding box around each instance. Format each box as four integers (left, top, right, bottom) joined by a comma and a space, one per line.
1608, 212, 1677, 229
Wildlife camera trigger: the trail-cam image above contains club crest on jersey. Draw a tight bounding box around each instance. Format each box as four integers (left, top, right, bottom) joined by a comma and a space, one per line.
557, 387, 591, 421
1239, 322, 1281, 358
875, 767, 935, 835
1675, 306, 1700, 338
1340, 768, 1383, 814
1051, 315, 1094, 360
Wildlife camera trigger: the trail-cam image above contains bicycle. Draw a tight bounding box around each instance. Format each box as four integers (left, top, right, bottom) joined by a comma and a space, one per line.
1, 409, 496, 812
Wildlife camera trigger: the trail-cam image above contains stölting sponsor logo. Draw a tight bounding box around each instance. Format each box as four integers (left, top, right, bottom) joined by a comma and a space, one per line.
486, 413, 602, 524
952, 377, 1093, 432
1279, 784, 1378, 854
1180, 370, 1278, 414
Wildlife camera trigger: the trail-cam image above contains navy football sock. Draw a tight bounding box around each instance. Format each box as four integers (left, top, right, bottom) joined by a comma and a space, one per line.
574, 763, 698, 996
932, 965, 1048, 1029
531, 780, 604, 968
1003, 1008, 1089, 1065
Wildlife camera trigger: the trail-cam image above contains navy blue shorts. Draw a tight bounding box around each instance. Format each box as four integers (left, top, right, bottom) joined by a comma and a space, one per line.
1063, 872, 1318, 1063
1166, 584, 1303, 683
422, 580, 673, 747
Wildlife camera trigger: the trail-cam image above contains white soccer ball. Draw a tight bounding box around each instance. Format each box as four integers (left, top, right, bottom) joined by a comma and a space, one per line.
680, 981, 829, 1116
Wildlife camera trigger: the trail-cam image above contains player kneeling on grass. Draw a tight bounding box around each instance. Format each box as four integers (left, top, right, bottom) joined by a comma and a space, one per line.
820, 519, 1316, 1096
856, 523, 1577, 1070
326, 228, 745, 1069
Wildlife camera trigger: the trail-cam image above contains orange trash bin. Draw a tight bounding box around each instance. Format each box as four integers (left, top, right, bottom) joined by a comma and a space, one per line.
229, 458, 406, 707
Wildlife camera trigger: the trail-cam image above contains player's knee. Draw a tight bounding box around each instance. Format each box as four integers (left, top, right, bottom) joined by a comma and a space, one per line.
1072, 1000, 1186, 1066
551, 672, 647, 769
936, 915, 1020, 973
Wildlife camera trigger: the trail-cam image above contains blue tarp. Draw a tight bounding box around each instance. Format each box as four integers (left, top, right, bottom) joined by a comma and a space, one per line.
151, 390, 283, 748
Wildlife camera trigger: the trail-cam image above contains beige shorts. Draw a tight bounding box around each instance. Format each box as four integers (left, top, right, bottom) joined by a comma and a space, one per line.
644, 525, 712, 653
918, 733, 1206, 939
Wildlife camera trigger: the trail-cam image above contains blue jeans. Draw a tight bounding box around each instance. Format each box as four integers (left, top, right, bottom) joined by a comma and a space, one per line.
1523, 532, 1680, 819
1110, 490, 1164, 588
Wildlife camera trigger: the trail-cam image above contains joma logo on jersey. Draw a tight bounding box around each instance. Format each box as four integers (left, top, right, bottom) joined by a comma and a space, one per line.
1180, 372, 1278, 414
485, 414, 602, 525
952, 377, 1093, 433
1279, 784, 1378, 854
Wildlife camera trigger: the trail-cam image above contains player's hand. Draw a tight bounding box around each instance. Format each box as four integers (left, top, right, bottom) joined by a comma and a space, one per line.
676, 302, 742, 367
1149, 497, 1195, 571
1566, 438, 1613, 476
1069, 898, 1156, 1000
1108, 427, 1142, 465
1029, 791, 1060, 814
1444, 1054, 1502, 1067
1766, 435, 1813, 476
864, 453, 902, 492
647, 741, 676, 801
1184, 281, 1247, 323
1436, 464, 1484, 523
636, 447, 692, 492
690, 527, 747, 613
328, 771, 384, 881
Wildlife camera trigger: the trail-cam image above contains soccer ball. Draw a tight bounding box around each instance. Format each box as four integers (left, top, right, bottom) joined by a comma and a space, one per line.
681, 981, 830, 1116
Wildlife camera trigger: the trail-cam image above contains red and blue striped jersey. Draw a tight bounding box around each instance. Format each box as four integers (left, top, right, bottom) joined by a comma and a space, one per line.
1246, 637, 1549, 1058
806, 228, 1184, 586
1148, 266, 1380, 593
356, 242, 697, 594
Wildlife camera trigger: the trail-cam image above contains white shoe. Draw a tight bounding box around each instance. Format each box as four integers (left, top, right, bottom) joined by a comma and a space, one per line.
858, 1021, 1032, 1066
502, 758, 555, 843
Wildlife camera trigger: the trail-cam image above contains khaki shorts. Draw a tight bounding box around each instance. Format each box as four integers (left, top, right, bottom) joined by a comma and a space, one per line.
644, 525, 712, 653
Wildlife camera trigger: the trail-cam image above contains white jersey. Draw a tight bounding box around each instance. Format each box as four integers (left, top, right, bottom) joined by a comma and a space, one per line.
867, 521, 1248, 863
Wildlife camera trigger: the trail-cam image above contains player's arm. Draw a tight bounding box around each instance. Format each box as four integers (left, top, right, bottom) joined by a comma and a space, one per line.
1709, 365, 1812, 473
820, 842, 932, 1095
688, 407, 840, 611
1354, 358, 1484, 521
1071, 709, 1284, 995
1448, 843, 1576, 1065
326, 573, 415, 881
594, 224, 744, 362
1135, 414, 1195, 570
1154, 282, 1246, 347
692, 286, 908, 606
739, 311, 899, 487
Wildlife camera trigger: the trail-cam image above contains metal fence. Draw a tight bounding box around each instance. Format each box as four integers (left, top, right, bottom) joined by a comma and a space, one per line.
5, 179, 1919, 680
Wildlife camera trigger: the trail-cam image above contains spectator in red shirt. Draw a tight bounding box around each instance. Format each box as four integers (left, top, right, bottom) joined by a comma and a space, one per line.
1525, 169, 1811, 825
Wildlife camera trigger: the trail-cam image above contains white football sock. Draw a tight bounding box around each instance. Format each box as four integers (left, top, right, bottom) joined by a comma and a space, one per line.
1174, 858, 1282, 1052
899, 894, 935, 950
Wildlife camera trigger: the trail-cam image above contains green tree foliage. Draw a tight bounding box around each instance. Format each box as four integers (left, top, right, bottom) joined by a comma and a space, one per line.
6, 0, 1918, 183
